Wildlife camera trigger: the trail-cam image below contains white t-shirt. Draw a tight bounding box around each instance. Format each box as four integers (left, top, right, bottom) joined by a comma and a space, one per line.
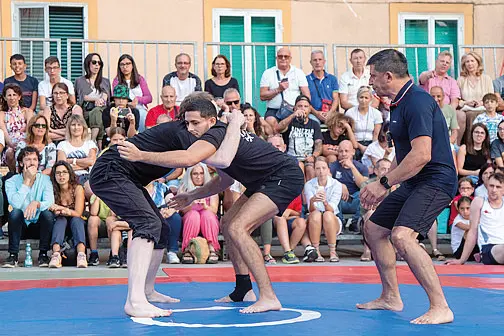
475, 185, 488, 199
38, 77, 75, 108
170, 77, 198, 106
451, 214, 468, 253
260, 65, 308, 109
339, 69, 371, 107
361, 141, 395, 169
345, 106, 383, 141
56, 140, 97, 175
126, 79, 146, 109
478, 197, 504, 249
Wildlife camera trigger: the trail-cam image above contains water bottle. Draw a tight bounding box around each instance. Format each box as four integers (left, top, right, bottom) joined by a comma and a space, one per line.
24, 243, 33, 268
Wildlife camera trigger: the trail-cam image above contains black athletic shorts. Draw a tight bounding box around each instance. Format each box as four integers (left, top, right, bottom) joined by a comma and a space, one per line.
264, 108, 281, 122
89, 159, 169, 249
369, 182, 452, 240
244, 161, 304, 216
481, 244, 501, 265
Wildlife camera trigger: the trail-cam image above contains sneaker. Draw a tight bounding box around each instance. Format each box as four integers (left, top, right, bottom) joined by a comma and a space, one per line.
302, 245, 318, 262
38, 254, 50, 267
49, 252, 62, 268
167, 251, 180, 264
348, 218, 360, 234
107, 255, 121, 268
282, 250, 300, 264
119, 246, 128, 268
88, 252, 99, 266
2, 254, 18, 268
77, 252, 88, 268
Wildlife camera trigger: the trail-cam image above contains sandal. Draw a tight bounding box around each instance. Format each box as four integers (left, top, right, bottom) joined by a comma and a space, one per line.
315, 255, 325, 262
181, 251, 194, 264
264, 254, 276, 265
432, 249, 446, 261
329, 251, 339, 262
360, 251, 372, 262
207, 251, 219, 264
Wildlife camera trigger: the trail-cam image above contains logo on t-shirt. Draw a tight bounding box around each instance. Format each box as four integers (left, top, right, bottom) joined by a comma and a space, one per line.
335, 171, 342, 179
240, 130, 254, 143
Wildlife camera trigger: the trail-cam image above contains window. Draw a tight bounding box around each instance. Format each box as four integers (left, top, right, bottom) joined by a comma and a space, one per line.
13, 4, 86, 82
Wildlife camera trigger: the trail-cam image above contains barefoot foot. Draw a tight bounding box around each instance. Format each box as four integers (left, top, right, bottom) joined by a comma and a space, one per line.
240, 297, 282, 314
356, 297, 403, 311
146, 290, 181, 303
124, 300, 172, 318
411, 306, 454, 324
214, 290, 257, 303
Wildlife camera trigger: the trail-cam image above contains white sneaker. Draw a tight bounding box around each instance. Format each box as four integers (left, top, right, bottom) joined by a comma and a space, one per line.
167, 251, 180, 264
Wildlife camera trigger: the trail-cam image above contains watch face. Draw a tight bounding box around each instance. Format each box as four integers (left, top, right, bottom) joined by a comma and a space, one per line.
380, 176, 387, 184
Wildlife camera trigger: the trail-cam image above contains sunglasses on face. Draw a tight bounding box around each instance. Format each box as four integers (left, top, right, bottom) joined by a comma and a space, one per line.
277, 55, 290, 59
91, 60, 102, 66
225, 100, 240, 106
33, 123, 47, 129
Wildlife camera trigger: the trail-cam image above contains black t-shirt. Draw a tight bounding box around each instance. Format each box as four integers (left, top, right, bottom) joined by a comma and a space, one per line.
4, 75, 39, 109
102, 106, 140, 133
204, 78, 239, 98
282, 118, 322, 159
322, 131, 347, 146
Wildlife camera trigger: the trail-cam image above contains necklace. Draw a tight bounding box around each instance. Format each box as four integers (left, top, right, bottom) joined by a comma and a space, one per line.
390, 81, 414, 107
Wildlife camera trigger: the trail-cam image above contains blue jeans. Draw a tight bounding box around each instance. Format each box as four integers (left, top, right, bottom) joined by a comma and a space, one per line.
8, 209, 54, 254
338, 190, 361, 223
51, 216, 86, 248
164, 212, 182, 253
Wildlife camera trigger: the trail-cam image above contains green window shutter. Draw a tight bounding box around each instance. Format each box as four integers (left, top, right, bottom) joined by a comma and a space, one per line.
435, 20, 458, 77
251, 17, 275, 114
49, 7, 84, 81
19, 8, 45, 81
405, 19, 428, 81
219, 16, 245, 99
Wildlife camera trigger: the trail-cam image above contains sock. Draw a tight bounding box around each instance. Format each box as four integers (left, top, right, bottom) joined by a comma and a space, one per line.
228, 274, 253, 302
91, 250, 98, 254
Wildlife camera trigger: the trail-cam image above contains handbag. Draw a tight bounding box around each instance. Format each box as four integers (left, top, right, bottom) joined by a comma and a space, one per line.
313, 77, 332, 112
274, 70, 295, 120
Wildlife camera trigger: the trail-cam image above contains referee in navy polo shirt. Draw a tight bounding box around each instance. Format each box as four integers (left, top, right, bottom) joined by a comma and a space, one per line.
358, 49, 456, 325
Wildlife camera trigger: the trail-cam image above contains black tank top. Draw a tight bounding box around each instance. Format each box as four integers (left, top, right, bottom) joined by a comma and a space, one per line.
463, 148, 487, 171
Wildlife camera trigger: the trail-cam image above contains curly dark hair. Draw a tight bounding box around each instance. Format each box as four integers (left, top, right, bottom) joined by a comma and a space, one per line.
50, 160, 78, 206
241, 103, 263, 137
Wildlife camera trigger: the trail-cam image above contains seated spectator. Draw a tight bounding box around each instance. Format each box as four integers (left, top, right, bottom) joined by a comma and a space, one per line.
430, 86, 459, 144
305, 157, 343, 262
307, 50, 339, 123
451, 197, 479, 261
102, 84, 139, 141
87, 194, 112, 266
330, 140, 368, 233
204, 54, 239, 100
4, 54, 39, 111
214, 88, 242, 120
0, 83, 34, 171
48, 161, 87, 268
322, 113, 358, 163
113, 54, 152, 132
15, 115, 56, 175
38, 56, 75, 110
492, 120, 504, 168
473, 93, 504, 143
456, 123, 491, 183
179, 163, 220, 264
42, 83, 83, 143
3, 147, 54, 268
145, 85, 179, 129
457, 52, 495, 144
74, 53, 111, 148
493, 73, 504, 111
163, 53, 202, 106
260, 47, 310, 130
241, 103, 273, 139
362, 125, 395, 175
345, 86, 383, 159
105, 211, 131, 268
278, 95, 322, 180
475, 163, 497, 198
56, 114, 98, 185
447, 172, 504, 265
448, 177, 475, 227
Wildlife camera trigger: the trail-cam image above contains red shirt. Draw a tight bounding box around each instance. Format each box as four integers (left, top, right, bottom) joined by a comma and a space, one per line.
287, 195, 302, 213
145, 104, 179, 127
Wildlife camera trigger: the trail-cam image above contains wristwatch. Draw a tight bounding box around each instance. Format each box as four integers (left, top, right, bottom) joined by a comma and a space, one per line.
380, 176, 392, 190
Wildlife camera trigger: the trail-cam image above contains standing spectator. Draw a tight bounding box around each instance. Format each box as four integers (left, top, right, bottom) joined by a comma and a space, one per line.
322, 113, 359, 163
74, 53, 111, 147
330, 140, 368, 232
260, 47, 310, 130
418, 51, 460, 110
15, 115, 56, 175
278, 95, 322, 180
48, 161, 87, 268
102, 85, 139, 140
493, 74, 504, 111
0, 83, 34, 171
457, 51, 494, 144
145, 85, 179, 129
38, 56, 75, 110
430, 86, 459, 144
4, 54, 39, 111
241, 103, 273, 139
305, 157, 343, 262
204, 55, 239, 100
113, 54, 152, 132
56, 114, 98, 185
345, 86, 383, 159
2, 147, 54, 268
306, 50, 339, 123
41, 83, 83, 143
492, 120, 504, 167
339, 49, 378, 110
456, 123, 491, 182
163, 53, 202, 106
473, 93, 504, 143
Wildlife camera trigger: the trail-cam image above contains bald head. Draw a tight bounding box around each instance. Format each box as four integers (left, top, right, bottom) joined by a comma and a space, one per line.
338, 140, 355, 160
268, 135, 286, 153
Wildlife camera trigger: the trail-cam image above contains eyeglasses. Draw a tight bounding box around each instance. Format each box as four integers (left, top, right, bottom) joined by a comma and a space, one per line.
498, 127, 504, 131
225, 100, 240, 106
119, 62, 132, 67
46, 66, 60, 71
277, 55, 291, 59
55, 171, 69, 176
53, 91, 67, 96
91, 60, 102, 66
32, 123, 47, 129
473, 131, 486, 135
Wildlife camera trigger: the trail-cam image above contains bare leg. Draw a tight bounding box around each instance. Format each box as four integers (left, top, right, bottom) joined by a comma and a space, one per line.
308, 211, 323, 257
110, 230, 122, 256
456, 110, 466, 146
273, 216, 291, 253
356, 220, 403, 311
491, 245, 504, 264
289, 218, 307, 251
391, 227, 453, 324
145, 249, 180, 303
305, 164, 315, 181
87, 216, 100, 251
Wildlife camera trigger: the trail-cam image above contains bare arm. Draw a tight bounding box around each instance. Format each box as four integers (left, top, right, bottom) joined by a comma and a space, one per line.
330, 91, 340, 114
372, 123, 381, 142
300, 86, 311, 100
260, 86, 280, 101
458, 197, 482, 263
349, 163, 368, 187
29, 91, 38, 112
457, 145, 480, 176
449, 129, 458, 144
339, 93, 353, 110
137, 140, 218, 168
203, 113, 244, 168
39, 96, 48, 111
496, 156, 504, 168
186, 169, 235, 201
386, 136, 431, 186
313, 139, 323, 157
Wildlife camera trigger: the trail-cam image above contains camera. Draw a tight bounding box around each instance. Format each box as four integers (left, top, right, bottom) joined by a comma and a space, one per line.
118, 108, 129, 118
386, 131, 393, 148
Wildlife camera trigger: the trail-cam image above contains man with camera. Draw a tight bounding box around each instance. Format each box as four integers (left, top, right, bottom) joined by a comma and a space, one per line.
102, 84, 139, 142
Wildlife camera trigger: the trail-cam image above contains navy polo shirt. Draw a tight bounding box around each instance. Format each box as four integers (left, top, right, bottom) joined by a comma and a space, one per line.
330, 160, 368, 195
307, 72, 339, 110
389, 80, 457, 196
